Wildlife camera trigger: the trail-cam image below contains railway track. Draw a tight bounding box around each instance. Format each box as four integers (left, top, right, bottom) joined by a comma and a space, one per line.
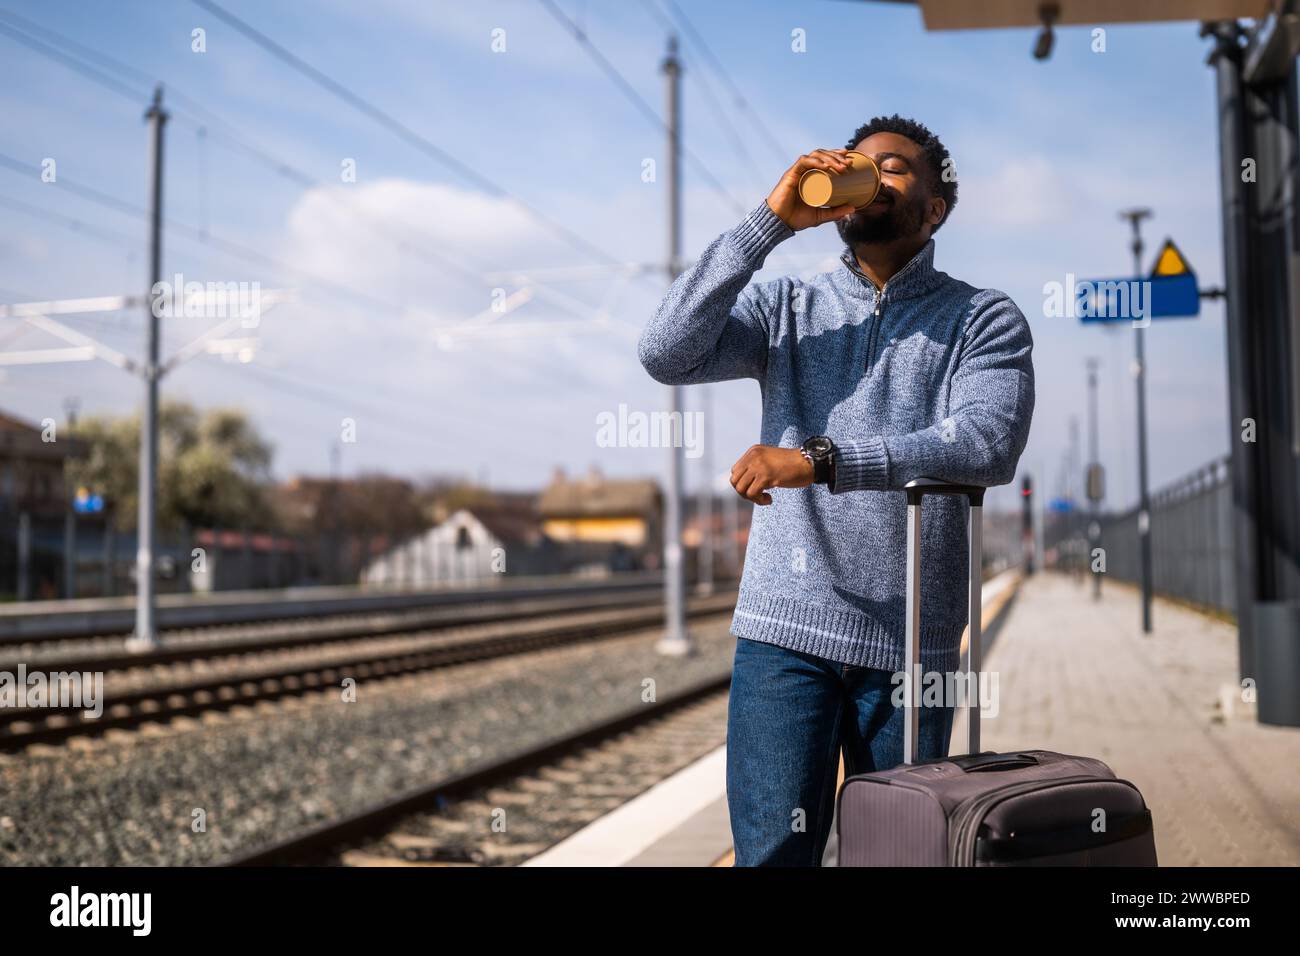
223, 672, 732, 866
5, 588, 685, 674
0, 593, 737, 750
0, 574, 670, 665
0, 574, 666, 646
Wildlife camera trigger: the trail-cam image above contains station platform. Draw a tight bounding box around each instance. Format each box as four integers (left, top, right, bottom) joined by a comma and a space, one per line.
528, 572, 1300, 867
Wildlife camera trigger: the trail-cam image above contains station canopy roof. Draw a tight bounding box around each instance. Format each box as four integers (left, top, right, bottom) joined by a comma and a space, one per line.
869, 0, 1272, 30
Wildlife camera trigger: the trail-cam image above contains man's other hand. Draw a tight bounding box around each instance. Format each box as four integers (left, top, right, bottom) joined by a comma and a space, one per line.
730, 445, 815, 505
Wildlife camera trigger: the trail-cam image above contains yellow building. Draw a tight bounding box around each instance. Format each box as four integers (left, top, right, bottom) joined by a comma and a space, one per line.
537, 467, 661, 556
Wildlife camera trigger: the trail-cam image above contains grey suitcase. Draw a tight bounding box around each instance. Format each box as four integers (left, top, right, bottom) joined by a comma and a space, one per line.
836, 479, 1158, 867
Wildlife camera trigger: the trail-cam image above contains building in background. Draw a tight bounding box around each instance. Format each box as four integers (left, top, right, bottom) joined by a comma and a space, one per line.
0, 410, 87, 600
189, 528, 304, 592
537, 466, 661, 572
682, 494, 753, 582
0, 411, 85, 517
362, 496, 557, 586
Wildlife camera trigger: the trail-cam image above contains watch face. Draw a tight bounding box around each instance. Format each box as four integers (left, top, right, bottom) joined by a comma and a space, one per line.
804, 436, 832, 458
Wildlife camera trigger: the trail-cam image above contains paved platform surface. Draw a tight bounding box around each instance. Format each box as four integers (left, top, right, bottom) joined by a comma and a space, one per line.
972, 573, 1300, 866
533, 572, 1300, 866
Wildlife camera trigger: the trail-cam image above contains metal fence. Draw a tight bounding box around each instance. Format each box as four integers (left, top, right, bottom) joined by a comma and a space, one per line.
0, 515, 347, 600
1094, 456, 1236, 616
0, 516, 682, 601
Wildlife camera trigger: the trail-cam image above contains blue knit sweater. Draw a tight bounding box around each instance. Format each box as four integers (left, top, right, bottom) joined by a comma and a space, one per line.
638, 202, 1035, 673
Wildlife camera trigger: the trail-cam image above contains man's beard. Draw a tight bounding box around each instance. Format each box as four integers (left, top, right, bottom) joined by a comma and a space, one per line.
836, 189, 927, 246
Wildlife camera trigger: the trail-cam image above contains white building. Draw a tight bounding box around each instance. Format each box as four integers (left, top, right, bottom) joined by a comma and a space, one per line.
361, 504, 549, 586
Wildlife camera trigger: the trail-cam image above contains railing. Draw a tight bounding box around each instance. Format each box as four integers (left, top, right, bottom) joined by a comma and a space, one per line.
1092, 456, 1236, 616
0, 514, 678, 601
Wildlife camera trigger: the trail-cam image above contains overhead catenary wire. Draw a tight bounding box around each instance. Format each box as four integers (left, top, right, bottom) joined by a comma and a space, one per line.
0, 192, 144, 248
0, 6, 656, 332
0, 8, 751, 392
536, 0, 748, 218
233, 359, 575, 447
0, 14, 488, 294
658, 0, 791, 166
0, 18, 416, 316
182, 121, 488, 291
0, 184, 616, 443
2, 6, 785, 330
188, 0, 627, 270
0, 121, 632, 416
572, 0, 814, 281
636, 0, 771, 196
0, 152, 408, 317
0, 16, 146, 104
0, 212, 579, 447
0, 8, 723, 486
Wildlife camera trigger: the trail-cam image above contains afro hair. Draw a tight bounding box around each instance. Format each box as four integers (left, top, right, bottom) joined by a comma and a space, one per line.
846, 115, 957, 234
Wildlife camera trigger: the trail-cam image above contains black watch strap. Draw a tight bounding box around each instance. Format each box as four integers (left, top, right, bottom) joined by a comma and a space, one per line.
812, 451, 831, 484
802, 436, 835, 485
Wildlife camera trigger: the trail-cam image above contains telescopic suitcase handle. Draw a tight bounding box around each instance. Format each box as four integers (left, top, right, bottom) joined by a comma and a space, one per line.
901, 478, 985, 765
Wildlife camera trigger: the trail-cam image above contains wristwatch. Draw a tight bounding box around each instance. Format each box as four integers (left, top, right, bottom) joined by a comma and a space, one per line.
800, 435, 836, 486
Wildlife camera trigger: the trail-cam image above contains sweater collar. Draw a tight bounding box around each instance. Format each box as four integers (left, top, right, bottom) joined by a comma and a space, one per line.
838, 239, 942, 301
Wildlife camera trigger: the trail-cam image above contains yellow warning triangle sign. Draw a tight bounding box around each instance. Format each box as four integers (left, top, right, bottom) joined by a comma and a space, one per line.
1151, 239, 1194, 277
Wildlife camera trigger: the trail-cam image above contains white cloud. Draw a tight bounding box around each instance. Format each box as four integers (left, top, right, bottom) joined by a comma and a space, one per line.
957, 154, 1079, 230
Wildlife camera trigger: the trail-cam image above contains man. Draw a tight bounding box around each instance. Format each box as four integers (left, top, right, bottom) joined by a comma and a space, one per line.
637, 115, 1035, 866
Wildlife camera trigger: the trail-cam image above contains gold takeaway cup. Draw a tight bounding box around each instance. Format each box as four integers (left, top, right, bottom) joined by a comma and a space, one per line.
797, 151, 881, 209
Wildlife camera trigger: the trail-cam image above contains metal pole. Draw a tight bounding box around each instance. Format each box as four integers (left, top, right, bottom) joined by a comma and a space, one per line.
1120, 207, 1154, 633
1034, 465, 1045, 573
903, 499, 922, 764
213, 526, 224, 592
329, 442, 341, 586
1087, 357, 1102, 599
1021, 474, 1035, 574
1246, 39, 1300, 604
64, 509, 76, 599
657, 35, 690, 655
1068, 416, 1080, 581
698, 385, 714, 595
130, 86, 167, 651
966, 501, 982, 756
1208, 22, 1258, 678
1231, 12, 1300, 719
722, 470, 740, 580
16, 511, 30, 601
102, 517, 114, 597
63, 397, 79, 600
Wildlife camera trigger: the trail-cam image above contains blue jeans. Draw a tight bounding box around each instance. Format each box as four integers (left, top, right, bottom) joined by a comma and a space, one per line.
726, 636, 956, 867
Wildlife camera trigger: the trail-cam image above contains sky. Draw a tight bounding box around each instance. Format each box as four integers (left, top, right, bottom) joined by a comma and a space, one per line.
0, 0, 1241, 514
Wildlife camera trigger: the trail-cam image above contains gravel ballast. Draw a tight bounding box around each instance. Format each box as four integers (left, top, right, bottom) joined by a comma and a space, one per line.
0, 615, 735, 866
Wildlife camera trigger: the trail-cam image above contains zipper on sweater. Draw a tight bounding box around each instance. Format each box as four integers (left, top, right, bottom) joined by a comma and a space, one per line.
865, 286, 885, 371
841, 252, 887, 370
